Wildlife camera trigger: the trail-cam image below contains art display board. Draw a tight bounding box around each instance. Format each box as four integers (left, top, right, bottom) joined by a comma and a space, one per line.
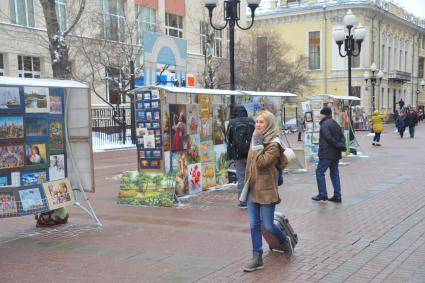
0, 77, 99, 225
302, 94, 361, 165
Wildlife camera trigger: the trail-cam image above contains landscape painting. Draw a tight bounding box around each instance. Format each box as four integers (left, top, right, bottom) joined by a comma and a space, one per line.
0, 87, 22, 112
24, 87, 49, 113
0, 116, 24, 141
25, 116, 49, 141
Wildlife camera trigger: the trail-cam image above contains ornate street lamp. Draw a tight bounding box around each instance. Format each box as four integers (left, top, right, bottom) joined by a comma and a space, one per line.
363, 63, 383, 112
203, 0, 261, 113
333, 9, 366, 122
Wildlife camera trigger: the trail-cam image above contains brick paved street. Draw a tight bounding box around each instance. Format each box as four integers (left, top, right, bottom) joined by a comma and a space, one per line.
1, 123, 425, 283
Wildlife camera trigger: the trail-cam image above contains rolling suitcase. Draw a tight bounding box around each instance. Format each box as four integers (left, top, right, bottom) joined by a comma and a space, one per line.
261, 212, 298, 252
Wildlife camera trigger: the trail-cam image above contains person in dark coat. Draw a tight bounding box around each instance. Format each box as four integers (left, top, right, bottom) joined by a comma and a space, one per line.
405, 109, 418, 138
226, 105, 255, 207
396, 111, 406, 138
312, 107, 345, 203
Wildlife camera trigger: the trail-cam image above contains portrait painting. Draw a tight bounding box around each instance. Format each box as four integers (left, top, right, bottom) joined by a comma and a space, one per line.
0, 116, 24, 141
162, 105, 170, 151
0, 144, 25, 170
25, 143, 47, 167
49, 154, 65, 181
169, 104, 187, 151
0, 87, 22, 112
187, 104, 200, 135
43, 178, 75, 210
24, 87, 50, 113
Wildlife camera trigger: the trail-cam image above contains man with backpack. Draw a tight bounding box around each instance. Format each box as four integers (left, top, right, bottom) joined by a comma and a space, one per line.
226, 105, 255, 208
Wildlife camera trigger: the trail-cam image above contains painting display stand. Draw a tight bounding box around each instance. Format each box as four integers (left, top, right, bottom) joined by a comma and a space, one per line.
0, 77, 101, 226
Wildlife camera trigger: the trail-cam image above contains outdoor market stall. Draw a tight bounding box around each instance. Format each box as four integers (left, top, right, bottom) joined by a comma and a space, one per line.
118, 86, 299, 206
302, 94, 361, 165
0, 77, 100, 225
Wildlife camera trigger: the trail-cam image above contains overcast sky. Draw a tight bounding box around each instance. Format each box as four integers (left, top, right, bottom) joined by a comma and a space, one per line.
394, 0, 425, 19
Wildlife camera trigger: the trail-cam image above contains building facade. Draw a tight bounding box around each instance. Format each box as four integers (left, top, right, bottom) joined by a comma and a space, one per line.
250, 0, 425, 113
0, 0, 234, 105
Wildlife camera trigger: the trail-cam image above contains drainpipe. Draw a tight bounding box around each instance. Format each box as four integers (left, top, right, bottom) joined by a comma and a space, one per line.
412, 32, 418, 106
323, 5, 328, 93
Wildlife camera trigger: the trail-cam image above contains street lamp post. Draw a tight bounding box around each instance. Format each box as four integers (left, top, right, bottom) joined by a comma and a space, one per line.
363, 63, 383, 112
203, 0, 261, 114
333, 9, 366, 124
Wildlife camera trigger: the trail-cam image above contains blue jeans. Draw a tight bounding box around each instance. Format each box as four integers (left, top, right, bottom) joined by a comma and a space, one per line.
409, 126, 415, 138
316, 158, 341, 198
234, 159, 247, 200
373, 132, 381, 142
247, 192, 287, 252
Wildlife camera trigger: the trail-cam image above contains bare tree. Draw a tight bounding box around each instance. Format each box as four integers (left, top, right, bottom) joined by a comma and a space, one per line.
39, 0, 86, 79
213, 28, 313, 97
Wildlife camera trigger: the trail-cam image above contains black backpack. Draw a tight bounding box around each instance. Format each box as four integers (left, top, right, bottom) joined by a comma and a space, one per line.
231, 122, 255, 159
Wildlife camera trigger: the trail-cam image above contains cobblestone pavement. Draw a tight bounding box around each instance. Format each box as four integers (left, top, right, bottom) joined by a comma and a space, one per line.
1, 124, 425, 283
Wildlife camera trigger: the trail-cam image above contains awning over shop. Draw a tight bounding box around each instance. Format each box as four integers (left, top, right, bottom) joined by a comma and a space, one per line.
239, 90, 297, 97
310, 94, 360, 101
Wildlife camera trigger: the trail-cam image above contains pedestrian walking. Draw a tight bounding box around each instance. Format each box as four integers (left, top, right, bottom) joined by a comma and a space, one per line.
371, 110, 384, 146
226, 105, 255, 208
297, 116, 305, 142
312, 107, 345, 203
405, 109, 418, 138
398, 98, 405, 110
396, 111, 407, 138
241, 110, 293, 272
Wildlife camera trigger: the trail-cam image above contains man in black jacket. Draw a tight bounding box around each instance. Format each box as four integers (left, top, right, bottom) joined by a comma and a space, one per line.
226, 105, 255, 207
405, 109, 418, 138
312, 107, 345, 203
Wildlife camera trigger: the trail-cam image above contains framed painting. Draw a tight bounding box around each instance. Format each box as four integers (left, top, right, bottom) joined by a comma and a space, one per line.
199, 141, 215, 163
188, 163, 202, 194
0, 115, 24, 142
24, 87, 50, 113
17, 186, 48, 215
304, 111, 313, 122
49, 153, 66, 181
200, 117, 212, 142
187, 104, 200, 135
48, 117, 64, 152
0, 86, 24, 113
21, 169, 48, 186
24, 113, 49, 142
24, 142, 49, 170
201, 162, 216, 190
49, 88, 64, 115
0, 144, 25, 171
169, 104, 187, 151
43, 178, 75, 210
0, 188, 19, 217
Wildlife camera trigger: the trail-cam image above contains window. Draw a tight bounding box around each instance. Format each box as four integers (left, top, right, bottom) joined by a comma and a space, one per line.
135, 4, 156, 45
388, 47, 391, 71
214, 30, 223, 58
308, 31, 320, 70
106, 66, 121, 104
55, 0, 67, 32
101, 0, 125, 42
419, 57, 424, 79
352, 41, 360, 68
351, 86, 361, 106
0, 54, 4, 76
399, 50, 402, 70
9, 0, 35, 27
18, 55, 40, 78
200, 21, 209, 55
394, 48, 397, 70
165, 13, 183, 38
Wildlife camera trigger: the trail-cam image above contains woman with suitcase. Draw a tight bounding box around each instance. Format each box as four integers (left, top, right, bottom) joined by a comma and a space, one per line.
241, 110, 294, 272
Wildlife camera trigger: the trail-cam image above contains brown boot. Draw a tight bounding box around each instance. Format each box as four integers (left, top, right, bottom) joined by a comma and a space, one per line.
243, 251, 264, 272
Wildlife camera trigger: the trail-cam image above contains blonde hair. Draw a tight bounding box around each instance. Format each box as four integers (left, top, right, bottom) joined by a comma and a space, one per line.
257, 110, 277, 130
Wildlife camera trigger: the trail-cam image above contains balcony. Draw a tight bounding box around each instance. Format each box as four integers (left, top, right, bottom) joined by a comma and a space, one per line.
388, 70, 411, 83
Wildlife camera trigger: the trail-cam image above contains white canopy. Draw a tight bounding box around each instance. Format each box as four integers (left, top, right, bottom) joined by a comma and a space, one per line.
132, 85, 243, 96
239, 90, 297, 97
0, 76, 88, 89
312, 94, 361, 101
